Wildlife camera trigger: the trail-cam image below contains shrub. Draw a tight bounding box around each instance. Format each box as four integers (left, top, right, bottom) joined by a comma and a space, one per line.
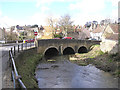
54, 34, 62, 38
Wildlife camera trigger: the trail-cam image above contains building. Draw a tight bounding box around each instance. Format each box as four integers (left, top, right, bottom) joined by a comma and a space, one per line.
41, 26, 53, 39
90, 25, 107, 41
78, 27, 91, 40
100, 24, 119, 54
0, 28, 5, 41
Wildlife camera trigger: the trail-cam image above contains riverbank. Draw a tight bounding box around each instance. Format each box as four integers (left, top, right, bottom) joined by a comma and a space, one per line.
69, 45, 120, 77
15, 47, 42, 88
14, 45, 119, 88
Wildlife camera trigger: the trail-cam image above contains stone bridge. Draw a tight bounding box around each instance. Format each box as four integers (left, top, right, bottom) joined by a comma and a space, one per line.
37, 39, 100, 56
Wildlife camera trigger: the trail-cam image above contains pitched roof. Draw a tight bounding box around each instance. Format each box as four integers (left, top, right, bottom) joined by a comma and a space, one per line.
79, 28, 91, 39
105, 34, 118, 40
109, 24, 119, 33
92, 25, 105, 33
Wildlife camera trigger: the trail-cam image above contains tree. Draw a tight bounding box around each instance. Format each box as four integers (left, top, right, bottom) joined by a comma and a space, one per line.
46, 17, 59, 37
31, 24, 38, 28
47, 17, 54, 26
58, 14, 73, 36
100, 19, 112, 25
58, 14, 73, 30
40, 25, 44, 30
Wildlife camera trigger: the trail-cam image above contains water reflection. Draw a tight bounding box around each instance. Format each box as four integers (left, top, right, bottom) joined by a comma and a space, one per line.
35, 55, 118, 88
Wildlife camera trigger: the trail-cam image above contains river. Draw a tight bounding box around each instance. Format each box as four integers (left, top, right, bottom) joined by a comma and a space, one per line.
35, 55, 118, 88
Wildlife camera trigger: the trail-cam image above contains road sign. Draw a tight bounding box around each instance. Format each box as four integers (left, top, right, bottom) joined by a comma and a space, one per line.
34, 32, 38, 36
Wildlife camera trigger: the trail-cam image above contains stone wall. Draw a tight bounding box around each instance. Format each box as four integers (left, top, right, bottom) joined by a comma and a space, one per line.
100, 39, 118, 54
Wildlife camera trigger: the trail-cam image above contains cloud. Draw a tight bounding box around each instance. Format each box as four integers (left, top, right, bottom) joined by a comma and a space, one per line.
110, 9, 118, 21
28, 13, 47, 25
1, 0, 119, 27
69, 0, 105, 12
36, 0, 65, 8
0, 16, 18, 28
0, 0, 35, 2
28, 12, 60, 26
72, 13, 105, 25
0, 10, 27, 27
69, 0, 120, 25
106, 0, 120, 7
0, 9, 2, 16
41, 6, 50, 13
69, 0, 106, 25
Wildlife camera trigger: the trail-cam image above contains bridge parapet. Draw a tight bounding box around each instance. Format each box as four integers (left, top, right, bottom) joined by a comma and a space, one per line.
37, 39, 100, 55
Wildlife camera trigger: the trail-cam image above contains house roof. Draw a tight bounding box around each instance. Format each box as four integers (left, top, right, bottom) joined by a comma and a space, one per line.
109, 24, 119, 33
23, 26, 31, 30
92, 25, 105, 33
105, 34, 118, 40
79, 28, 91, 39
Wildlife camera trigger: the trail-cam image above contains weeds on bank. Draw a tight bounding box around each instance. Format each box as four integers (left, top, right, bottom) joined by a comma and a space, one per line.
15, 48, 42, 88
108, 59, 113, 63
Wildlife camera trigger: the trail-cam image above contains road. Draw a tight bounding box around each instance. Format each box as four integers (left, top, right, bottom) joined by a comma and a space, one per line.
0, 42, 35, 89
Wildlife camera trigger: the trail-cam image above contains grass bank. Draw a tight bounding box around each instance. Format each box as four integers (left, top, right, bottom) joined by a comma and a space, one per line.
15, 47, 42, 88
70, 45, 120, 77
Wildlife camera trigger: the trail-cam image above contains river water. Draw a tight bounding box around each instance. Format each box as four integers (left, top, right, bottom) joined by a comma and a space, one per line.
35, 55, 118, 88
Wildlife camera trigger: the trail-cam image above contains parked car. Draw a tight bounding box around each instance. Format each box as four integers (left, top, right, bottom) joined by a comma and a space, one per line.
30, 39, 35, 42
62, 37, 72, 39
25, 39, 30, 43
25, 39, 35, 43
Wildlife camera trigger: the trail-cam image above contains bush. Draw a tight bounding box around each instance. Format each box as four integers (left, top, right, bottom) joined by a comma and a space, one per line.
54, 34, 62, 38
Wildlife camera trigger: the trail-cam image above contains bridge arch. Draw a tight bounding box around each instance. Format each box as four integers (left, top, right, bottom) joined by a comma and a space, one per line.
63, 47, 75, 55
44, 46, 59, 56
78, 46, 88, 53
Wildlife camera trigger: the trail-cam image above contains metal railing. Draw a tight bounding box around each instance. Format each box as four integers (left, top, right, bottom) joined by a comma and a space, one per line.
9, 42, 35, 89
9, 51, 26, 89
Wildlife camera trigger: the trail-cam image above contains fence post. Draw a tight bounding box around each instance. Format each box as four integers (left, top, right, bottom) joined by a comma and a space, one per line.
14, 46, 16, 56
26, 43, 27, 50
21, 44, 23, 51
18, 45, 19, 53
30, 42, 31, 48
9, 50, 11, 67
11, 48, 13, 56
9, 50, 11, 61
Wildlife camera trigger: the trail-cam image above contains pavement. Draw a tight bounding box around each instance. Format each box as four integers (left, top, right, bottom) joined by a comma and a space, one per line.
0, 42, 35, 89
1, 44, 15, 89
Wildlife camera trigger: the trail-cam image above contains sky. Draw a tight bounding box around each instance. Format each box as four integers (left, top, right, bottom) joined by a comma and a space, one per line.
0, 0, 119, 28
